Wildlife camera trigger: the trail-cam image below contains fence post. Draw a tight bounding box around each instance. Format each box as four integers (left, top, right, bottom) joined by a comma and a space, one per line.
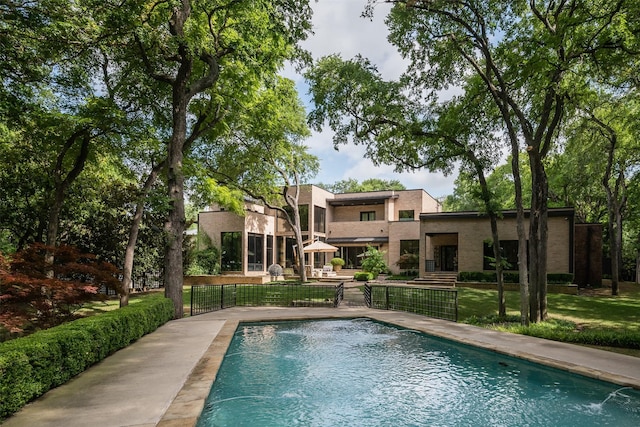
221, 285, 224, 310
190, 286, 194, 317
385, 286, 390, 310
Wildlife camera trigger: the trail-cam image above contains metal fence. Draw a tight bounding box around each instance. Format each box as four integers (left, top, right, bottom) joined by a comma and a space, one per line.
190, 283, 345, 316
364, 284, 458, 322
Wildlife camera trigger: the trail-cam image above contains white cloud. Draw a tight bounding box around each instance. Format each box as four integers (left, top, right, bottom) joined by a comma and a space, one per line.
288, 0, 457, 197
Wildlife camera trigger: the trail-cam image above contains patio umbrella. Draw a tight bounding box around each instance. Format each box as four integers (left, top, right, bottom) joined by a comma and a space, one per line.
303, 240, 338, 253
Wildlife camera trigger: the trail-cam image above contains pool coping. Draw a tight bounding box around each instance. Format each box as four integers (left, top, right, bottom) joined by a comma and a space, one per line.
157, 307, 640, 426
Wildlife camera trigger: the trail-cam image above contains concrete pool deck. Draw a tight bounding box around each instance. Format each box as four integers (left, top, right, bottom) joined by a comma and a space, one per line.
4, 305, 640, 427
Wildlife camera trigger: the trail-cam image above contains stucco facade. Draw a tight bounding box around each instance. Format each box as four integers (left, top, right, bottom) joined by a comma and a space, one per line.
197, 186, 581, 280
197, 185, 440, 275
419, 208, 575, 276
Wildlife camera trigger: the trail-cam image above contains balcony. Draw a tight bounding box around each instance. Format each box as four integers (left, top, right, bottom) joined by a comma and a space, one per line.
327, 221, 389, 242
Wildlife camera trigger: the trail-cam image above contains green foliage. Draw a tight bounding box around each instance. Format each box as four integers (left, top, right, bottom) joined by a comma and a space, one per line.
0, 294, 173, 420
0, 231, 15, 255
354, 272, 374, 281
0, 245, 122, 335
547, 274, 574, 284
458, 272, 573, 284
467, 315, 640, 350
185, 233, 220, 276
396, 253, 419, 271
360, 246, 388, 278
330, 257, 345, 267
316, 178, 406, 193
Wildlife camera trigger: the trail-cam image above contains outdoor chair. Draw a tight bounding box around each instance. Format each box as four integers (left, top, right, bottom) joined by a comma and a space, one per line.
322, 265, 337, 277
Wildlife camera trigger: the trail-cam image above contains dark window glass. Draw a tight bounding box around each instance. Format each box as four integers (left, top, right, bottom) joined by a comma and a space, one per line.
399, 210, 415, 221
267, 235, 274, 266
314, 205, 326, 233
221, 232, 242, 271
283, 204, 309, 231
299, 204, 309, 231
400, 240, 419, 255
247, 233, 264, 271
360, 211, 376, 221
483, 240, 520, 270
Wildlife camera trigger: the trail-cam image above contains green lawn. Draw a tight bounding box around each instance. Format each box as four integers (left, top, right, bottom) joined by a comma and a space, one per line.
457, 283, 640, 356
458, 285, 640, 331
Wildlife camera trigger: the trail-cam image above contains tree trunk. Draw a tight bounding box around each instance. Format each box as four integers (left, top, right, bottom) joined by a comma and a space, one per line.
511, 151, 529, 326
528, 152, 549, 322
608, 208, 620, 296
164, 94, 188, 319
284, 185, 307, 282
601, 128, 623, 296
121, 161, 165, 307
474, 162, 505, 317
162, 1, 194, 319
636, 234, 640, 283
45, 132, 91, 275
490, 217, 506, 317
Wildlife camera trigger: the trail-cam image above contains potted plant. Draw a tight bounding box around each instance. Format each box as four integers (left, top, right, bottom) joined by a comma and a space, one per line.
330, 257, 345, 272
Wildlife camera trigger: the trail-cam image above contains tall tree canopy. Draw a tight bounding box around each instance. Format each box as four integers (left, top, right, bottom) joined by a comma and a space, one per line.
317, 178, 406, 193
193, 77, 319, 281
85, 0, 314, 317
307, 0, 639, 322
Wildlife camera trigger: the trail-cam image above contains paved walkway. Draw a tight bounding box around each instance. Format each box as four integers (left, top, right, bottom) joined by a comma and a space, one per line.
4, 303, 640, 427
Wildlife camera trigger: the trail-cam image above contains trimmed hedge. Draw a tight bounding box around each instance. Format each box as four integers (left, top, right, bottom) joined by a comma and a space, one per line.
466, 315, 640, 350
354, 272, 374, 281
458, 271, 574, 284
0, 294, 174, 420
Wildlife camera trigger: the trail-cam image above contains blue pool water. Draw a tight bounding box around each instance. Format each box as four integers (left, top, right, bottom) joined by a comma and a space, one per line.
197, 319, 640, 426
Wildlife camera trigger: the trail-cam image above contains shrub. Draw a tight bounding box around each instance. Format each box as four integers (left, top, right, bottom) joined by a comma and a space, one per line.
330, 257, 345, 267
0, 294, 173, 420
547, 273, 574, 284
354, 272, 374, 281
361, 246, 388, 278
0, 245, 120, 335
458, 271, 496, 282
458, 272, 574, 284
395, 253, 419, 271
185, 233, 220, 275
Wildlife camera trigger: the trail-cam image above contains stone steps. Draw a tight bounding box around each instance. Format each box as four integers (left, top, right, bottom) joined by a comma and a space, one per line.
410, 272, 458, 287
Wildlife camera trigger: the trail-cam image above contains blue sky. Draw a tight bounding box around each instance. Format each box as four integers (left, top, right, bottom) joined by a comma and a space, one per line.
281, 0, 458, 199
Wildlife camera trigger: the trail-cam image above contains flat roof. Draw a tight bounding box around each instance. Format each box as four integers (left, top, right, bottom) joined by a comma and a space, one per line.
328, 194, 399, 207
326, 236, 389, 244
420, 207, 575, 221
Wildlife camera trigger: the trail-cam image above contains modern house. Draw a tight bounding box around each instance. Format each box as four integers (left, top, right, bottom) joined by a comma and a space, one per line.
197, 185, 440, 275
197, 184, 599, 285
419, 209, 601, 286
420, 208, 574, 274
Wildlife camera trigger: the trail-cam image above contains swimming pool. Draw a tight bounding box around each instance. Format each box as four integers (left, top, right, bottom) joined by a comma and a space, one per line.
197, 318, 640, 426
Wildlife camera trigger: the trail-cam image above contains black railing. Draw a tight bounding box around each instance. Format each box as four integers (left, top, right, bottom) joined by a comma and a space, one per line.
190, 283, 345, 316
364, 284, 458, 322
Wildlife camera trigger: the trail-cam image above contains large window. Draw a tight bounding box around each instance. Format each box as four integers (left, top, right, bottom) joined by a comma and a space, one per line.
283, 204, 309, 231
400, 240, 419, 255
360, 211, 376, 221
399, 210, 415, 221
221, 232, 242, 271
314, 205, 326, 233
266, 235, 273, 267
247, 233, 264, 271
483, 240, 520, 270
340, 246, 372, 269
399, 240, 420, 271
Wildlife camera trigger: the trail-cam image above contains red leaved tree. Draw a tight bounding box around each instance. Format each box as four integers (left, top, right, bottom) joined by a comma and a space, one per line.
0, 244, 121, 337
